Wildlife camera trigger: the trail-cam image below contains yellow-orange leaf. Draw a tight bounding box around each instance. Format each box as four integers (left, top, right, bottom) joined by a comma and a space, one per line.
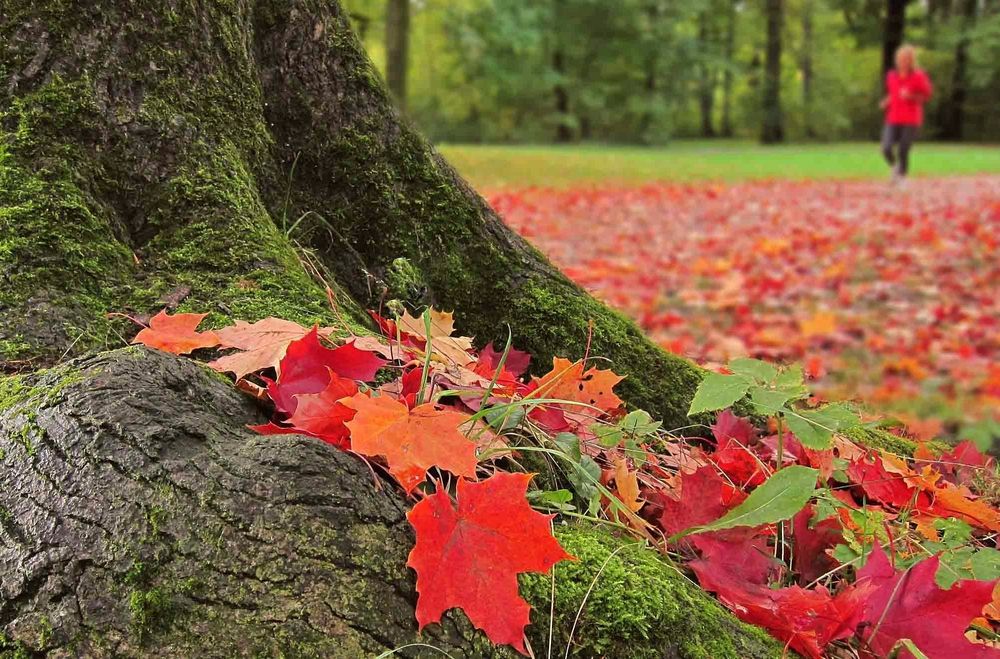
398, 309, 475, 367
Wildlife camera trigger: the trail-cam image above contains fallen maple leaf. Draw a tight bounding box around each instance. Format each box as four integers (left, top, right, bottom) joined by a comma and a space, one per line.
267, 328, 386, 415
612, 458, 643, 513
533, 357, 624, 413
792, 505, 843, 584
342, 394, 478, 493
278, 371, 358, 448
480, 341, 532, 377
209, 318, 329, 379
398, 309, 476, 367
406, 473, 572, 653
132, 310, 220, 355
856, 544, 999, 658
847, 453, 921, 508
691, 559, 869, 659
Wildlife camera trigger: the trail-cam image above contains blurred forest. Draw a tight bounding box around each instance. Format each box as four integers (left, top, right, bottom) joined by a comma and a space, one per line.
344, 0, 1000, 143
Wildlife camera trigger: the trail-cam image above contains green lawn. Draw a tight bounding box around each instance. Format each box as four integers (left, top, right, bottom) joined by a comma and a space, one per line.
437, 140, 1000, 188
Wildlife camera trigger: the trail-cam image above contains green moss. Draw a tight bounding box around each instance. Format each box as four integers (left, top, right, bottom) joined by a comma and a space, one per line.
128, 587, 177, 641
0, 632, 32, 659
521, 526, 782, 658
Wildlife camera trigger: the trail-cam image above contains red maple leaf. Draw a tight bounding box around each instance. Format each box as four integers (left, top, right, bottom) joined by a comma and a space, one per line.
712, 409, 757, 446
691, 561, 870, 659
479, 341, 532, 377
132, 310, 220, 355
846, 453, 922, 508
406, 473, 572, 653
792, 505, 843, 584
915, 439, 990, 486
856, 544, 999, 658
267, 327, 386, 414
269, 371, 358, 448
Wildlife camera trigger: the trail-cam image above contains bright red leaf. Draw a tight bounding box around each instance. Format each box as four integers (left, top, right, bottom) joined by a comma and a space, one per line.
406, 473, 572, 653
268, 327, 386, 414
856, 544, 999, 658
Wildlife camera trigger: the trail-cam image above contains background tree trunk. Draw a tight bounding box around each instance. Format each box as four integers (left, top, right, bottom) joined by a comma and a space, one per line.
385, 0, 411, 109
698, 12, 718, 138
762, 0, 785, 143
721, 0, 737, 138
939, 0, 978, 139
882, 0, 910, 74
801, 0, 816, 139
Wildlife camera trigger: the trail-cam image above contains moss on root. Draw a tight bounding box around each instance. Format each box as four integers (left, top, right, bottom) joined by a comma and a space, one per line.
521, 526, 782, 658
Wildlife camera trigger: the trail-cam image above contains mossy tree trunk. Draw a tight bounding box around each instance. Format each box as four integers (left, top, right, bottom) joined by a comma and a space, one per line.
0, 1, 892, 656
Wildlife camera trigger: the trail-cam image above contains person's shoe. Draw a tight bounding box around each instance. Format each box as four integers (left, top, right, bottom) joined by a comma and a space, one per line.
890, 164, 903, 186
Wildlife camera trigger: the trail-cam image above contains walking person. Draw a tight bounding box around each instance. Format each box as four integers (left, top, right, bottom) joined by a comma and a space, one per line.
880, 45, 933, 184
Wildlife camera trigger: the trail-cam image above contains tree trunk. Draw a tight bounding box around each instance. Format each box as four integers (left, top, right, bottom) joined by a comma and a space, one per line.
801, 0, 816, 139
762, 0, 785, 143
0, 0, 918, 654
721, 0, 737, 137
698, 12, 718, 138
882, 0, 909, 75
0, 0, 793, 655
553, 49, 573, 142
385, 0, 411, 109
939, 0, 978, 140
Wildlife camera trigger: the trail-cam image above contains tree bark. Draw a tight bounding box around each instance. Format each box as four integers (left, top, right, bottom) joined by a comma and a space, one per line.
882, 0, 910, 75
762, 0, 785, 143
385, 0, 411, 109
801, 0, 816, 139
721, 0, 737, 138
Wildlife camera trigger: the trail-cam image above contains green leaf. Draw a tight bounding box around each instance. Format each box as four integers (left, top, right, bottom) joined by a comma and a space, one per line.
728, 358, 778, 384
484, 405, 525, 431
784, 403, 859, 450
748, 387, 794, 415
554, 432, 582, 462
527, 489, 576, 512
620, 409, 661, 437
568, 455, 602, 514
775, 364, 808, 398
674, 466, 819, 539
970, 548, 1000, 581
592, 424, 623, 448
688, 373, 751, 415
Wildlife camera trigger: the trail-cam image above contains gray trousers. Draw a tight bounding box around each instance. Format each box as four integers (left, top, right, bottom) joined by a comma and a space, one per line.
881, 124, 919, 175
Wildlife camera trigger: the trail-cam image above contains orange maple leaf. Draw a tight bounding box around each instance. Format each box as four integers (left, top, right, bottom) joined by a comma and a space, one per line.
132, 310, 220, 355
533, 357, 624, 413
342, 394, 478, 493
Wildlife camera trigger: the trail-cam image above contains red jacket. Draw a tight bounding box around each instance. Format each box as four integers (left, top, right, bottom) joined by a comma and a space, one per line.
885, 69, 933, 126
